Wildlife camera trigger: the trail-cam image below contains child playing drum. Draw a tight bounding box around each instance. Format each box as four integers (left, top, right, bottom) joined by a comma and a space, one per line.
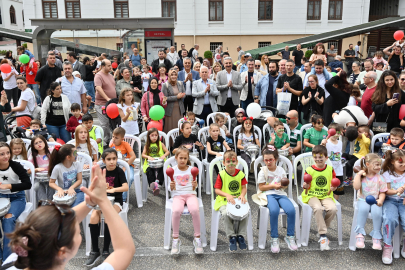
237, 117, 260, 169
172, 121, 204, 155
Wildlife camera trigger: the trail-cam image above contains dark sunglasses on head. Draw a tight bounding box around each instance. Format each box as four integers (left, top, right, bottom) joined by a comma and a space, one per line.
38, 200, 74, 241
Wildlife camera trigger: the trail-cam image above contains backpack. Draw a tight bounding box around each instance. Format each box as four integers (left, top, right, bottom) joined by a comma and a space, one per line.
188, 48, 195, 58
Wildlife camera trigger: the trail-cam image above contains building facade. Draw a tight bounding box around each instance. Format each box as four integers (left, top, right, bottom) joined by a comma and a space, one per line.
0, 0, 25, 31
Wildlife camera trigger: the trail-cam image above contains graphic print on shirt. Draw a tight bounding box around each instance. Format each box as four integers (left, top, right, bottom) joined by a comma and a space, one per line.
354, 141, 360, 153
62, 169, 77, 189
175, 174, 190, 186
52, 101, 64, 115
149, 145, 159, 157
212, 141, 222, 152
329, 151, 341, 161
181, 142, 194, 151
106, 176, 115, 188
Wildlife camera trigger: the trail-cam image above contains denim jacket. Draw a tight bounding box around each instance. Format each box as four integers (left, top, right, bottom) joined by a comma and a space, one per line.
254, 73, 280, 109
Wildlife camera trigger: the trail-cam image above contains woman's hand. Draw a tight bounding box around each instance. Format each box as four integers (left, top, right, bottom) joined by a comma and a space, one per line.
176, 93, 183, 99
66, 187, 76, 196
314, 92, 319, 98
308, 92, 312, 99
80, 163, 108, 206
143, 116, 149, 122
387, 99, 399, 107
162, 96, 167, 104
0, 183, 11, 190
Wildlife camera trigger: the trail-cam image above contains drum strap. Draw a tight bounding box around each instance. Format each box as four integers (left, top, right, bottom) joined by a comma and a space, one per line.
0, 262, 15, 269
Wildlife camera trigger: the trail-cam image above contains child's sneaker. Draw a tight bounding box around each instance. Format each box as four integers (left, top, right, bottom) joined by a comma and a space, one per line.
150, 181, 160, 196
285, 236, 298, 251
382, 244, 393, 264
372, 238, 382, 250
236, 235, 247, 250
318, 236, 330, 251
171, 239, 181, 255
343, 177, 352, 186
270, 238, 280, 253
229, 237, 237, 252
355, 234, 365, 249
402, 239, 405, 258
84, 250, 101, 266
193, 238, 204, 254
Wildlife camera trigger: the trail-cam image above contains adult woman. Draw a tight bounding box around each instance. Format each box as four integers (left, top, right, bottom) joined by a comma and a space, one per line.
115, 60, 132, 81
83, 56, 98, 112
203, 59, 212, 75
230, 108, 246, 138
155, 64, 168, 91
323, 70, 352, 126
349, 61, 361, 84
1, 59, 19, 107
214, 46, 223, 64
162, 69, 185, 133
3, 164, 135, 270
210, 62, 222, 81
141, 77, 167, 128
41, 82, 71, 143
11, 77, 36, 128
193, 62, 201, 73
115, 67, 143, 99
35, 60, 41, 69
0, 91, 11, 141
372, 70, 405, 132
301, 75, 325, 124
260, 55, 269, 74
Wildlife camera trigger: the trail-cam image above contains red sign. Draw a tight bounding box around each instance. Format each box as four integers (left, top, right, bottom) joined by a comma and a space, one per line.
145, 31, 172, 37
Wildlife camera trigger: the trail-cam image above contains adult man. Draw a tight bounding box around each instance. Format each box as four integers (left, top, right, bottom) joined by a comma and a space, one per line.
344, 44, 356, 75
277, 46, 290, 60
292, 44, 304, 73
384, 44, 402, 75
178, 44, 186, 59
59, 62, 87, 113
301, 61, 312, 87
279, 59, 287, 75
326, 45, 337, 64
166, 46, 179, 66
53, 50, 63, 69
127, 43, 136, 55
94, 60, 116, 144
216, 57, 243, 117
192, 66, 219, 122
151, 50, 172, 75
221, 52, 237, 71
355, 41, 363, 60
35, 52, 62, 101
355, 59, 383, 85
328, 55, 343, 73
360, 71, 377, 124
400, 72, 405, 92
178, 57, 201, 113
240, 59, 262, 111
176, 50, 189, 71
130, 47, 141, 67
192, 44, 199, 60
254, 61, 280, 110
304, 59, 328, 96
237, 46, 245, 61
67, 52, 86, 80
276, 59, 303, 112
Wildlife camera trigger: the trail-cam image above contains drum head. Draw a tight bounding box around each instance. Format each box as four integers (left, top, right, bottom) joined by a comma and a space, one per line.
0, 198, 10, 209
227, 198, 249, 221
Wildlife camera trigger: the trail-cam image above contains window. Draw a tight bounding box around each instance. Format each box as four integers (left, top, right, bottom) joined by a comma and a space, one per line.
42, 0, 58, 18
307, 0, 321, 20
258, 0, 272, 20
10, 6, 16, 24
258, 42, 271, 48
66, 0, 81, 18
328, 0, 342, 20
328, 41, 339, 51
209, 0, 223, 21
114, 0, 129, 18
162, 0, 176, 21
210, 42, 223, 54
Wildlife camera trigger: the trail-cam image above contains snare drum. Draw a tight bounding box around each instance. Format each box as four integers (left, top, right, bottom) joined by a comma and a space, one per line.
0, 198, 11, 217
53, 193, 77, 206
149, 158, 164, 169
226, 198, 250, 221
95, 196, 115, 210
36, 172, 49, 182
278, 149, 289, 157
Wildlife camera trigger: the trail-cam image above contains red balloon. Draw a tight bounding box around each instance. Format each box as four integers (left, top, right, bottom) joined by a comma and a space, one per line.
394, 30, 404, 41
112, 62, 118, 69
147, 120, 163, 131
56, 138, 65, 145
304, 174, 312, 184
399, 104, 405, 120
0, 64, 11, 73
106, 103, 119, 119
331, 178, 341, 188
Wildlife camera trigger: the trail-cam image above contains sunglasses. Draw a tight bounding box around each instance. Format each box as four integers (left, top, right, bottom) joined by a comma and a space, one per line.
315, 121, 324, 125
401, 78, 405, 81
38, 200, 73, 241
255, 65, 260, 67
286, 117, 297, 120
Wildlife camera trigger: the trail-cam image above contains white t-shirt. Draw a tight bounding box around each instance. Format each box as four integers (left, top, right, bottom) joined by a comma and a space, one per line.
16, 88, 36, 116
169, 165, 197, 197
185, 71, 192, 95
192, 49, 198, 59
238, 132, 255, 149
226, 71, 232, 97
382, 171, 405, 199
326, 140, 343, 176
142, 72, 151, 91
67, 139, 98, 158
355, 45, 360, 58
1, 68, 19, 89
332, 106, 368, 127
347, 96, 357, 106
117, 102, 140, 135
257, 166, 287, 196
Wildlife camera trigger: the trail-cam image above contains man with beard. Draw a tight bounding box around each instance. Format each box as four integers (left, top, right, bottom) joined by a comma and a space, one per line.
254, 61, 280, 109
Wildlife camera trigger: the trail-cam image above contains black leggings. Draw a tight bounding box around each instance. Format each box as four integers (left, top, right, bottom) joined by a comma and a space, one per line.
5, 87, 19, 107
342, 153, 358, 178
146, 167, 164, 185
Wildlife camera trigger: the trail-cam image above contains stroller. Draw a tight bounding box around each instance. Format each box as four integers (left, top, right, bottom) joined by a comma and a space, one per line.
105, 98, 122, 131
4, 113, 34, 139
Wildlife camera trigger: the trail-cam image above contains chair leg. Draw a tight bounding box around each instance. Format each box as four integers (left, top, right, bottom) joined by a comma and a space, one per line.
393, 225, 402, 259
199, 206, 207, 247
164, 208, 173, 250
258, 207, 269, 249
348, 208, 358, 251
134, 174, 143, 208
142, 174, 148, 202
282, 214, 287, 228
300, 207, 313, 247
205, 166, 211, 195
247, 210, 254, 250
85, 214, 92, 256
257, 208, 260, 230
210, 210, 220, 251
294, 205, 301, 248
336, 203, 343, 245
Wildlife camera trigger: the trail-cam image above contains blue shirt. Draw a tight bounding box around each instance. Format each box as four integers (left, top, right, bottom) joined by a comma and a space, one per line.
130, 54, 141, 67
239, 64, 248, 73
201, 80, 210, 105
266, 74, 276, 107
59, 76, 87, 106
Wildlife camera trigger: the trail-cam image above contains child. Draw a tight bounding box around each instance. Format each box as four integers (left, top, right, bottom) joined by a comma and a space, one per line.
17, 46, 35, 68
372, 51, 388, 70
85, 148, 129, 266
380, 149, 405, 264
68, 125, 98, 161
142, 128, 170, 195
382, 127, 405, 149
269, 120, 290, 150
132, 66, 143, 90
256, 145, 298, 253
375, 62, 384, 71
347, 85, 361, 106
24, 119, 55, 142
353, 153, 386, 251
142, 65, 151, 91
109, 127, 136, 202
10, 138, 28, 160
214, 150, 248, 252
169, 146, 203, 255
301, 145, 338, 251
82, 114, 103, 155
303, 115, 328, 152
117, 88, 140, 136
207, 123, 231, 174
308, 44, 330, 79
66, 103, 82, 136
215, 113, 232, 145
48, 144, 84, 208
173, 121, 204, 154
237, 117, 260, 168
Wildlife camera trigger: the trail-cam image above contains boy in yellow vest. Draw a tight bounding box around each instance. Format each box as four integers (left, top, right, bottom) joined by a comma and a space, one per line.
82, 114, 103, 155
214, 151, 248, 252
301, 145, 338, 251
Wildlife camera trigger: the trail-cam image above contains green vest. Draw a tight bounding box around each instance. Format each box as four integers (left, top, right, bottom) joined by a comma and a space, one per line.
214, 169, 245, 211
143, 141, 165, 173
89, 126, 103, 155
301, 165, 335, 203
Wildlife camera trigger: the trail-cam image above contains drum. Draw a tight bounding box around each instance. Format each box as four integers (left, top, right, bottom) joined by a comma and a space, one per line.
53, 193, 77, 206
149, 158, 164, 169
226, 198, 250, 221
278, 149, 289, 157
95, 196, 115, 210
0, 198, 11, 217
244, 145, 260, 172
36, 172, 49, 182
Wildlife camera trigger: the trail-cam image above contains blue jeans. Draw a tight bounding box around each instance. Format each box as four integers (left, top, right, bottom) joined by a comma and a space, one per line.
84, 81, 95, 108
382, 197, 405, 245
293, 66, 301, 74
0, 191, 26, 260
122, 166, 134, 202
266, 194, 296, 238
46, 124, 71, 143
355, 200, 383, 239
241, 98, 254, 113
72, 189, 84, 207
28, 84, 41, 106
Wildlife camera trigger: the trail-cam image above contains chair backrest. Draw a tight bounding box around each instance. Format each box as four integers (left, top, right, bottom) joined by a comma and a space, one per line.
22, 138, 32, 152
97, 159, 130, 203
198, 127, 226, 157
77, 152, 92, 172
108, 134, 141, 162
177, 117, 202, 130
167, 128, 180, 151
299, 123, 328, 153
139, 131, 169, 148
48, 141, 62, 148
163, 155, 203, 200
206, 112, 231, 131
93, 125, 104, 145
233, 125, 262, 153
370, 132, 389, 153
16, 160, 35, 206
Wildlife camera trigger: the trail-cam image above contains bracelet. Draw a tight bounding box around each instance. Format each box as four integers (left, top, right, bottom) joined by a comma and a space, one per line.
86, 203, 97, 209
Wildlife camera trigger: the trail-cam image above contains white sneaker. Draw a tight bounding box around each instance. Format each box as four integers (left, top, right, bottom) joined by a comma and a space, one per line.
171, 239, 181, 255
193, 238, 204, 254
270, 238, 280, 253
318, 237, 330, 251
285, 236, 298, 251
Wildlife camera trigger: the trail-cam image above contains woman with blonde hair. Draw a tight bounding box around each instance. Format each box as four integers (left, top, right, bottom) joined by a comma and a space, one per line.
193, 62, 201, 73
210, 62, 222, 81
260, 55, 269, 74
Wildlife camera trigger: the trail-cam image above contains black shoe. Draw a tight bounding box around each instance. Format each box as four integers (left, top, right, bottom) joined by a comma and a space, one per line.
84, 250, 101, 266
102, 251, 110, 261
237, 235, 247, 250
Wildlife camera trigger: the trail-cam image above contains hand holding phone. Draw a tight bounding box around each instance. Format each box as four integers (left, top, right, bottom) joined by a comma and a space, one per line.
393, 93, 399, 100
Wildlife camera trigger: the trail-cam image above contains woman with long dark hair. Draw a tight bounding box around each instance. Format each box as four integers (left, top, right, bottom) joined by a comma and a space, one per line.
140, 77, 167, 128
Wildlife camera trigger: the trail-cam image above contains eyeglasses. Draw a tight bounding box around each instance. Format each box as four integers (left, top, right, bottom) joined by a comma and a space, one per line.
308, 81, 316, 83
255, 65, 260, 67
38, 200, 73, 241
286, 117, 297, 120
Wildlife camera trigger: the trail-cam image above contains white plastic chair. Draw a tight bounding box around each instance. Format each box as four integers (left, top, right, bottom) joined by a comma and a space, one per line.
233, 125, 262, 153
209, 156, 254, 251
206, 112, 231, 131
163, 156, 207, 250
393, 224, 404, 259
293, 152, 343, 247
177, 117, 202, 129
299, 123, 328, 153
15, 160, 35, 223
370, 133, 389, 154
253, 156, 301, 249
167, 128, 180, 153
85, 160, 130, 255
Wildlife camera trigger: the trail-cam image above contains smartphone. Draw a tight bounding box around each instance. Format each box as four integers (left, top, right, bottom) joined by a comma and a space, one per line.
393, 93, 399, 100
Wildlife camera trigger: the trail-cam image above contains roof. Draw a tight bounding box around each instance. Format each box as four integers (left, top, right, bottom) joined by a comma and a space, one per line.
246, 16, 405, 59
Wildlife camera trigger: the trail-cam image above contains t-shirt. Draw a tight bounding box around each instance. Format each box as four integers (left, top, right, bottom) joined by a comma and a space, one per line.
207, 136, 225, 161
279, 119, 302, 148
292, 50, 304, 66
104, 166, 127, 204
269, 132, 290, 149
361, 86, 376, 118
117, 102, 140, 135
1, 68, 18, 89
67, 139, 98, 158
35, 65, 62, 98
353, 133, 370, 159
238, 132, 255, 149
46, 96, 65, 126
389, 54, 401, 72
16, 88, 36, 116
303, 127, 328, 152
0, 160, 31, 194
276, 74, 303, 111
344, 49, 355, 62
326, 49, 336, 63
357, 174, 387, 201
172, 134, 200, 153
109, 141, 135, 161
169, 165, 197, 197
28, 149, 53, 171
326, 140, 343, 176
94, 71, 116, 105
50, 162, 83, 189
355, 45, 361, 58
281, 50, 290, 60
382, 171, 405, 199
257, 166, 287, 196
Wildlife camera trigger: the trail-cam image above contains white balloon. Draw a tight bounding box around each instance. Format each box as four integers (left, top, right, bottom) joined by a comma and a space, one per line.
246, 103, 261, 119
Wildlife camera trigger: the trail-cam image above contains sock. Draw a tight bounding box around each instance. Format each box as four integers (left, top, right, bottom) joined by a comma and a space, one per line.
320, 234, 326, 238
89, 223, 100, 252
103, 223, 111, 253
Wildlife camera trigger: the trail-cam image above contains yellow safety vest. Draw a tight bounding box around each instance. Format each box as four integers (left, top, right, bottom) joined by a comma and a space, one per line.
214, 169, 245, 211
89, 126, 103, 155
301, 165, 335, 203
143, 141, 165, 173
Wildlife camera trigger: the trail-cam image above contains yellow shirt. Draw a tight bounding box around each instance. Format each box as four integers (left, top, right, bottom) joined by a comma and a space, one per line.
353, 133, 370, 159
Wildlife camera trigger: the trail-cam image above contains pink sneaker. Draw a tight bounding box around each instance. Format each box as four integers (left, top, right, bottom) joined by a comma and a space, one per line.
382, 244, 393, 265
372, 238, 382, 250
355, 234, 365, 249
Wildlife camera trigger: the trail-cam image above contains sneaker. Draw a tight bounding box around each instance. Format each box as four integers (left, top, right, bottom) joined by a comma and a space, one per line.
153, 182, 160, 196
193, 238, 204, 254
229, 237, 237, 252
285, 236, 298, 251
171, 239, 181, 255
149, 182, 155, 191
402, 239, 405, 258
355, 234, 365, 249
84, 250, 101, 266
236, 235, 247, 250
270, 238, 280, 253
372, 238, 382, 250
382, 244, 393, 265
318, 237, 330, 251
102, 251, 110, 261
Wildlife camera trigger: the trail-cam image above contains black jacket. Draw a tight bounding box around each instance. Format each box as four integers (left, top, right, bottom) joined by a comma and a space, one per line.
151, 59, 172, 74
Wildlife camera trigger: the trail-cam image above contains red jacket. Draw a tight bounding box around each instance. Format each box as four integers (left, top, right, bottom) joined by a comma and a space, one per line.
66, 115, 82, 133
20, 62, 38, 85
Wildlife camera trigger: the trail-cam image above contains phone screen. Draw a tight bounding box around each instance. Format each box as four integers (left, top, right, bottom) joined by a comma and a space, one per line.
393, 93, 399, 99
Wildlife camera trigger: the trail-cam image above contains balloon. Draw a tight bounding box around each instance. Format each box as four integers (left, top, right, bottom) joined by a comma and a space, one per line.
246, 103, 261, 119
147, 120, 163, 131
106, 103, 119, 119
366, 195, 377, 206
112, 62, 118, 69
331, 72, 337, 77
19, 54, 30, 64
399, 105, 405, 120
394, 30, 404, 41
0, 64, 11, 73
56, 138, 65, 145
149, 105, 165, 121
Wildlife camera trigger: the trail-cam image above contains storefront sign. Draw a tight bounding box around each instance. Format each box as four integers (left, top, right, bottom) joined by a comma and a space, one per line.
145, 31, 172, 37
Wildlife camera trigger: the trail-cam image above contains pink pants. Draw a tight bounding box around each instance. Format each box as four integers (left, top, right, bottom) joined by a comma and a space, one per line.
172, 194, 200, 238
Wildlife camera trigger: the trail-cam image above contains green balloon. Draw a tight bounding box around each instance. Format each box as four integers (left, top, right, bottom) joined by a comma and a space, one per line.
331, 72, 337, 77
20, 54, 30, 64
149, 105, 165, 121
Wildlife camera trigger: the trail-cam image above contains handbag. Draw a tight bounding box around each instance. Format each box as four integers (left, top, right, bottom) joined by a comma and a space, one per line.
372, 113, 389, 133
276, 89, 292, 116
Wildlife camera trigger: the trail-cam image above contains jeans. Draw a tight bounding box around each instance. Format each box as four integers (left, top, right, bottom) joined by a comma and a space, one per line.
382, 197, 405, 245
95, 105, 111, 144
46, 124, 71, 143
28, 84, 42, 106
266, 194, 296, 238
72, 189, 84, 207
241, 98, 254, 112
84, 81, 95, 108
0, 191, 26, 260
355, 200, 383, 239
122, 166, 134, 202
293, 66, 302, 74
